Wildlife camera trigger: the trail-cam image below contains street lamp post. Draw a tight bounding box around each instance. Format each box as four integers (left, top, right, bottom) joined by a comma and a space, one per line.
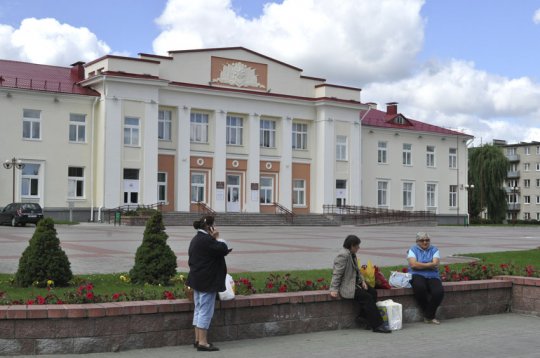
3, 158, 25, 203
463, 184, 474, 226
512, 186, 519, 225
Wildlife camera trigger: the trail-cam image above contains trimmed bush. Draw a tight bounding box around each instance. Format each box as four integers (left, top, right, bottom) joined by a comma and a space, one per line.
129, 211, 177, 285
15, 218, 73, 287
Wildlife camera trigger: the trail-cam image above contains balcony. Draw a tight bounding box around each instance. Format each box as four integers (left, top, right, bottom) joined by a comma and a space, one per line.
505, 187, 520, 193
506, 154, 520, 162
507, 170, 520, 178
507, 203, 521, 211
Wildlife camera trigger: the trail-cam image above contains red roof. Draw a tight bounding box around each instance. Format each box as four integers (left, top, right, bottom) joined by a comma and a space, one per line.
360, 108, 473, 137
0, 59, 99, 96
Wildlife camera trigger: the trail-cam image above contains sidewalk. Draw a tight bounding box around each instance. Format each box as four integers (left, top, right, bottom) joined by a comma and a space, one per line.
11, 313, 540, 358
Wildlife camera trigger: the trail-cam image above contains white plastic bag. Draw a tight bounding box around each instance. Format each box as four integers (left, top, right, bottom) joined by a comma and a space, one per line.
389, 271, 412, 288
376, 299, 403, 330
218, 274, 235, 301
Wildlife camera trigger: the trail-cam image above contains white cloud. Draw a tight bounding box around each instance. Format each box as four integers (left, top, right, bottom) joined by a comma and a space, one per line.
363, 59, 540, 144
0, 18, 110, 66
533, 9, 540, 24
154, 0, 426, 83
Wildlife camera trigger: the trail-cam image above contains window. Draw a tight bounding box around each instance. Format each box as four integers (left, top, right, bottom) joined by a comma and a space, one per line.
536, 163, 540, 171
524, 179, 530, 188
449, 185, 457, 207
157, 172, 167, 203
260, 176, 273, 204
336, 135, 348, 161
426, 183, 437, 207
190, 173, 205, 202
124, 117, 140, 146
23, 109, 41, 140
524, 195, 531, 204
537, 179, 540, 187
537, 196, 540, 204
537, 146, 540, 154
336, 180, 347, 207
260, 119, 276, 148
449, 148, 457, 169
190, 112, 209, 143
159, 110, 172, 141
426, 146, 435, 167
403, 182, 413, 207
525, 147, 530, 155
292, 123, 307, 150
402, 143, 412, 165
524, 212, 531, 220
226, 116, 243, 145
537, 213, 540, 221
67, 167, 84, 198
69, 114, 86, 142
378, 141, 388, 164
377, 181, 388, 206
525, 163, 530, 171
292, 179, 306, 206
21, 163, 40, 198
507, 147, 516, 155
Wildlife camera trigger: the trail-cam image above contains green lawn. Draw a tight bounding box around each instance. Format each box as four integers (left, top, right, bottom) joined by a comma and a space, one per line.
0, 249, 538, 304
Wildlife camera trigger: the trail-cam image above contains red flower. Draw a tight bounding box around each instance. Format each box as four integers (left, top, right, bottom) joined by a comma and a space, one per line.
56, 300, 64, 304
112, 293, 120, 301
37, 295, 46, 305
317, 278, 325, 282
86, 292, 94, 300
444, 265, 450, 273
163, 291, 175, 300
500, 264, 509, 269
266, 283, 274, 289
481, 265, 487, 272
278, 284, 287, 292
26, 299, 35, 305
401, 267, 409, 273
305, 280, 313, 286
86, 283, 94, 291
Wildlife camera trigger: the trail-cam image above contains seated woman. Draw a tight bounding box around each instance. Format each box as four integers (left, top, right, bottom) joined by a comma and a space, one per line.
329, 235, 391, 333
407, 232, 444, 324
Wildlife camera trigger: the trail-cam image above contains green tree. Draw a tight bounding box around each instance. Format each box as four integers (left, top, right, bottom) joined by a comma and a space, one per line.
468, 144, 509, 223
130, 211, 177, 285
15, 218, 73, 287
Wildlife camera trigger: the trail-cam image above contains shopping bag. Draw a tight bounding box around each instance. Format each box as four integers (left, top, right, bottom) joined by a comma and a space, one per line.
389, 271, 412, 288
376, 299, 403, 330
218, 274, 236, 301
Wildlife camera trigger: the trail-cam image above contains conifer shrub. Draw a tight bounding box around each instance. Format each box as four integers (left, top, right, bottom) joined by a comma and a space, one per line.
15, 217, 73, 287
129, 211, 177, 285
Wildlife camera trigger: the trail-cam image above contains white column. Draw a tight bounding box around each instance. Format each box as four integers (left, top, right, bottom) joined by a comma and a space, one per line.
349, 120, 362, 205
279, 115, 293, 209
142, 101, 158, 205
213, 110, 227, 212
103, 97, 122, 208
313, 108, 335, 213
175, 106, 191, 211
245, 113, 261, 212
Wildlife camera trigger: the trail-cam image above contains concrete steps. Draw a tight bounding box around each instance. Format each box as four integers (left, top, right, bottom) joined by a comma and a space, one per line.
162, 212, 339, 226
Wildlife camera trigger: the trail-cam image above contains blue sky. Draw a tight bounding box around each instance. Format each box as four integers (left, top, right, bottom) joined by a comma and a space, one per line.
1, 0, 540, 145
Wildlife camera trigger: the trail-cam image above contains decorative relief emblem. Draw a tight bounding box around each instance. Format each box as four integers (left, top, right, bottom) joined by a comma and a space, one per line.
213, 62, 264, 88
265, 162, 272, 170
232, 160, 239, 168
197, 158, 205, 166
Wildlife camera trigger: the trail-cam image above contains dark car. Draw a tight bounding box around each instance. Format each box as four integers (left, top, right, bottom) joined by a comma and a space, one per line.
0, 203, 44, 227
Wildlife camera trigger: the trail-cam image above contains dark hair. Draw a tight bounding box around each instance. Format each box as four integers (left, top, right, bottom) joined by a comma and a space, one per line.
193, 215, 215, 230
343, 235, 361, 249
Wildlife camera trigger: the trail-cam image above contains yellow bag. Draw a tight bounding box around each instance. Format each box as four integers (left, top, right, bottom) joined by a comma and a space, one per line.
359, 259, 376, 288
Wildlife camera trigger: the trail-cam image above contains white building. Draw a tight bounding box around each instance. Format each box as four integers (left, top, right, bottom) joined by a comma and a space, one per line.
0, 47, 472, 223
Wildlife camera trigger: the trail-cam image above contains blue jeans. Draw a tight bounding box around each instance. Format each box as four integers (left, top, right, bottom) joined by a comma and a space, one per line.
192, 290, 217, 330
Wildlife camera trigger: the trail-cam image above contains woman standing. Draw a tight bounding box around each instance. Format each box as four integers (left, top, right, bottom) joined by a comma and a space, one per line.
329, 235, 391, 333
187, 215, 231, 351
407, 232, 444, 324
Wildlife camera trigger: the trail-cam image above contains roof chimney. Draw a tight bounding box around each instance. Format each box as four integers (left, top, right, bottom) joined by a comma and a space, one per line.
386, 102, 398, 115
70, 61, 85, 82
366, 102, 377, 110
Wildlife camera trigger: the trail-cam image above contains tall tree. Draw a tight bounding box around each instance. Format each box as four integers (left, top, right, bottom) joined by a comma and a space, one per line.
468, 144, 509, 223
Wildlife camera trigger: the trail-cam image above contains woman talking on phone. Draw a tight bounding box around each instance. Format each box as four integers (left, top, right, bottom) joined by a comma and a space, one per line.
187, 215, 231, 352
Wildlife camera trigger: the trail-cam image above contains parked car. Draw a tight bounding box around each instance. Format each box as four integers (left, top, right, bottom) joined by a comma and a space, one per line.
0, 203, 44, 227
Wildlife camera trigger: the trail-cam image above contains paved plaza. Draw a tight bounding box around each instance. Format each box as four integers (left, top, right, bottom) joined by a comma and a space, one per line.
1, 223, 539, 274
7, 313, 540, 358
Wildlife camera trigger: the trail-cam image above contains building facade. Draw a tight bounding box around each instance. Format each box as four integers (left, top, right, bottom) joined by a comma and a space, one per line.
496, 140, 540, 222
0, 47, 472, 222
361, 103, 473, 224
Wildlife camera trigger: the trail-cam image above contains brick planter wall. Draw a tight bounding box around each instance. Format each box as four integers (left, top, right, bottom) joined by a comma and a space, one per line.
0, 279, 514, 355
493, 276, 540, 316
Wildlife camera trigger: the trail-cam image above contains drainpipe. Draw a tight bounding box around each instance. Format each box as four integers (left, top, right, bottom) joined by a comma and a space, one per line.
90, 96, 98, 221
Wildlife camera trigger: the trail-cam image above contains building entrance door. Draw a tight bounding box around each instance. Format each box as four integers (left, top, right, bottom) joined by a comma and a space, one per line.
226, 174, 241, 212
